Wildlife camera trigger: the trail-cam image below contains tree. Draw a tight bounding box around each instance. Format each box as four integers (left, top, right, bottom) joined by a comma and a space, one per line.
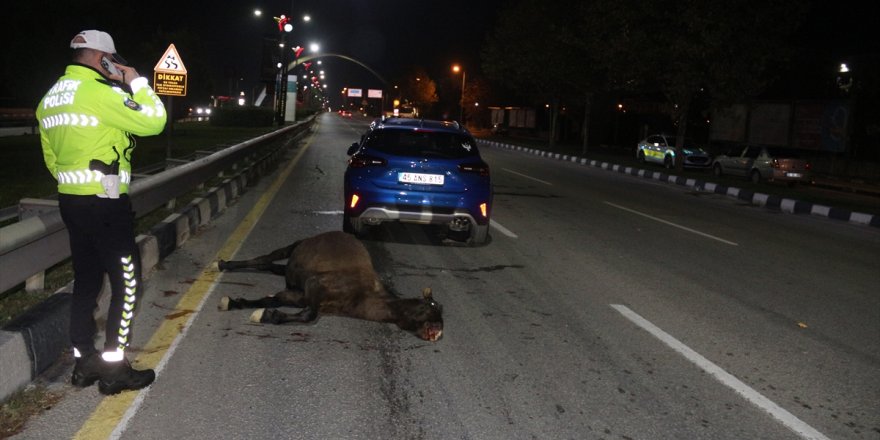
462, 75, 491, 127
392, 66, 438, 115
586, 0, 807, 170
483, 0, 605, 150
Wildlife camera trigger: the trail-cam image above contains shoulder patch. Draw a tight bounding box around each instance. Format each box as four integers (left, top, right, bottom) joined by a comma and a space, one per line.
124, 98, 142, 111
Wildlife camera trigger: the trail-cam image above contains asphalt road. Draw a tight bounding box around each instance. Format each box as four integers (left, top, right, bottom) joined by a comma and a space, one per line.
14, 113, 880, 440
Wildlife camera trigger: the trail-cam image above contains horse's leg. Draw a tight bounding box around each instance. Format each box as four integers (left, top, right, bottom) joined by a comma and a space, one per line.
250, 278, 323, 324
217, 243, 298, 275
218, 289, 305, 311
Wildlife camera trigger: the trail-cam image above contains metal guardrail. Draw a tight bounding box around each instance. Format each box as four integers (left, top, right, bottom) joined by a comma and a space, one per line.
0, 118, 314, 294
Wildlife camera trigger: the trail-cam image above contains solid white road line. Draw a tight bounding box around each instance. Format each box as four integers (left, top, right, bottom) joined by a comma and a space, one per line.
502, 168, 553, 186
610, 304, 831, 440
490, 219, 518, 238
604, 201, 739, 246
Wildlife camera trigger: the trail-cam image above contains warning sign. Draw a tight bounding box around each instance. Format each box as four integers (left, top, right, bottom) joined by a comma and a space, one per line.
153, 72, 187, 96
153, 44, 188, 96
154, 44, 187, 73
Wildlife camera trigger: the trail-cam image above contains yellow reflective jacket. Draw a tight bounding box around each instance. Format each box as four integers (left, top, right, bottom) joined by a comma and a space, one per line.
36, 64, 167, 196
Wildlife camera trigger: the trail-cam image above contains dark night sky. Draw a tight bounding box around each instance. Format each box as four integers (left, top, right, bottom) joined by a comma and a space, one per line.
1, 0, 874, 110
223, 0, 508, 107
0, 0, 505, 109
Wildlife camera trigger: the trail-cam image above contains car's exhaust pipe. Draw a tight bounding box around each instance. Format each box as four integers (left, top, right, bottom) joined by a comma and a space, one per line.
449, 216, 470, 232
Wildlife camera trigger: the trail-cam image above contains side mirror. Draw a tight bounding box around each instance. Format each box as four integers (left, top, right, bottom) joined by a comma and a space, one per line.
346, 143, 359, 156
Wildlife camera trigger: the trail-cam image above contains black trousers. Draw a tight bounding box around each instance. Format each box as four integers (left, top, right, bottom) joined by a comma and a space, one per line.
59, 194, 142, 356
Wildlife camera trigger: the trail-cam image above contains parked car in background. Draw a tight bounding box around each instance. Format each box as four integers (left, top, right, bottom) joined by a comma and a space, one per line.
712, 145, 812, 185
343, 117, 493, 245
636, 134, 712, 169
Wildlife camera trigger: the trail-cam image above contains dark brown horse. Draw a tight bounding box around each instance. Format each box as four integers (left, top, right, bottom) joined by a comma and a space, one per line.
216, 231, 443, 341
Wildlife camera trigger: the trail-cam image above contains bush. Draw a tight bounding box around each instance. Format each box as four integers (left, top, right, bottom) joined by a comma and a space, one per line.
210, 106, 274, 127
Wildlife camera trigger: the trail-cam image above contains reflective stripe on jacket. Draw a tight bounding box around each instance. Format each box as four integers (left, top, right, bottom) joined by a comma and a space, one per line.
36, 64, 166, 196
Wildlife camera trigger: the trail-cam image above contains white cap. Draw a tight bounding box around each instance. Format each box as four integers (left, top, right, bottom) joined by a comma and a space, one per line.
70, 30, 127, 64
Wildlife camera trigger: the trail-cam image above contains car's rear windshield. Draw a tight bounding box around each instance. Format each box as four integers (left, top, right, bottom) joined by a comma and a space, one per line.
680, 139, 700, 149
766, 147, 801, 158
365, 129, 479, 158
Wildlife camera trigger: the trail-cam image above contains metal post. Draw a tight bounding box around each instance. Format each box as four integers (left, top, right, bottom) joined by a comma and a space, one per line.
276, 32, 289, 125
164, 96, 174, 159
459, 70, 466, 123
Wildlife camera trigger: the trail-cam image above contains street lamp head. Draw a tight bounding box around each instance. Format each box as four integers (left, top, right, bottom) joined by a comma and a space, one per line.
452, 64, 461, 73
309, 43, 320, 53
303, 14, 311, 22
254, 9, 262, 17
839, 63, 850, 73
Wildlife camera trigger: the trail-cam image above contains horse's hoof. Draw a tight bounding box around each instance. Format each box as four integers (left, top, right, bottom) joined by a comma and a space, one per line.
250, 309, 266, 323
218, 296, 230, 311
217, 260, 227, 271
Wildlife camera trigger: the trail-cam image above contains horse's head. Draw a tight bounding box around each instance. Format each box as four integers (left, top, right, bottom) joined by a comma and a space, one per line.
397, 288, 443, 341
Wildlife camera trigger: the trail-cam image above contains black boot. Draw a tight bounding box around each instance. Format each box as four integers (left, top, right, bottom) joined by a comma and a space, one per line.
98, 359, 156, 395
71, 352, 102, 387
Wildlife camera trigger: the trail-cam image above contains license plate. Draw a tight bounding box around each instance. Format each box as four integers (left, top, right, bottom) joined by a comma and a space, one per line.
786, 172, 802, 178
399, 172, 444, 185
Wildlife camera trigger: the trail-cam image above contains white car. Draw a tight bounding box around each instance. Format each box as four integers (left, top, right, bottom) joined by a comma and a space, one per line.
712, 145, 812, 185
636, 134, 712, 169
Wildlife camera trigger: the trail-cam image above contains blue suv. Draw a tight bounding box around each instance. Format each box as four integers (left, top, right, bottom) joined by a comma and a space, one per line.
343, 118, 492, 245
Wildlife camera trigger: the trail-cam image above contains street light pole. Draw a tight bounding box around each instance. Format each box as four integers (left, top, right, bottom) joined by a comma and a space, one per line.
277, 33, 289, 125
273, 15, 294, 125
452, 64, 466, 123
459, 70, 466, 122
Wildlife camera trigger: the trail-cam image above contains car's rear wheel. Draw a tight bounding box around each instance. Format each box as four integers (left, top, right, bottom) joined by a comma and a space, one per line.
342, 213, 364, 236
469, 223, 489, 246
713, 163, 723, 177
750, 170, 762, 184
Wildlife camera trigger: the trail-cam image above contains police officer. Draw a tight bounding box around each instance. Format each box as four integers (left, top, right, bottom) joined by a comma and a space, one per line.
36, 30, 167, 395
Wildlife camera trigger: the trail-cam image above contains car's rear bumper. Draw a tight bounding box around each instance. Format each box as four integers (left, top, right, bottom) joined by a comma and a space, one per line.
353, 206, 485, 226
683, 157, 712, 168
769, 169, 811, 182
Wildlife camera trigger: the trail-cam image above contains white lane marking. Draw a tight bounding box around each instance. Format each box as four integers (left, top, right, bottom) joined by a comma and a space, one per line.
610, 304, 831, 440
502, 168, 553, 186
314, 210, 344, 215
490, 219, 518, 238
604, 201, 738, 246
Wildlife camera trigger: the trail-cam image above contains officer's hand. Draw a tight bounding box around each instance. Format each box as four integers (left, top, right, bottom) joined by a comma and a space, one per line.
114, 64, 141, 85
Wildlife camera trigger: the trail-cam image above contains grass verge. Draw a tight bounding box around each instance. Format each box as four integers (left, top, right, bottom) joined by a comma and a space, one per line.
0, 385, 63, 439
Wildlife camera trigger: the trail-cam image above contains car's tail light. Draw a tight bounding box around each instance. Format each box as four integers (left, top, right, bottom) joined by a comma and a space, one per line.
805, 162, 811, 170
350, 194, 360, 209
459, 162, 490, 177
348, 155, 387, 168
771, 159, 780, 169
479, 202, 488, 218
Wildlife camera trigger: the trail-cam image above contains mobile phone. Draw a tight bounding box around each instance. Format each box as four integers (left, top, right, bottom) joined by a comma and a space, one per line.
101, 57, 121, 77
